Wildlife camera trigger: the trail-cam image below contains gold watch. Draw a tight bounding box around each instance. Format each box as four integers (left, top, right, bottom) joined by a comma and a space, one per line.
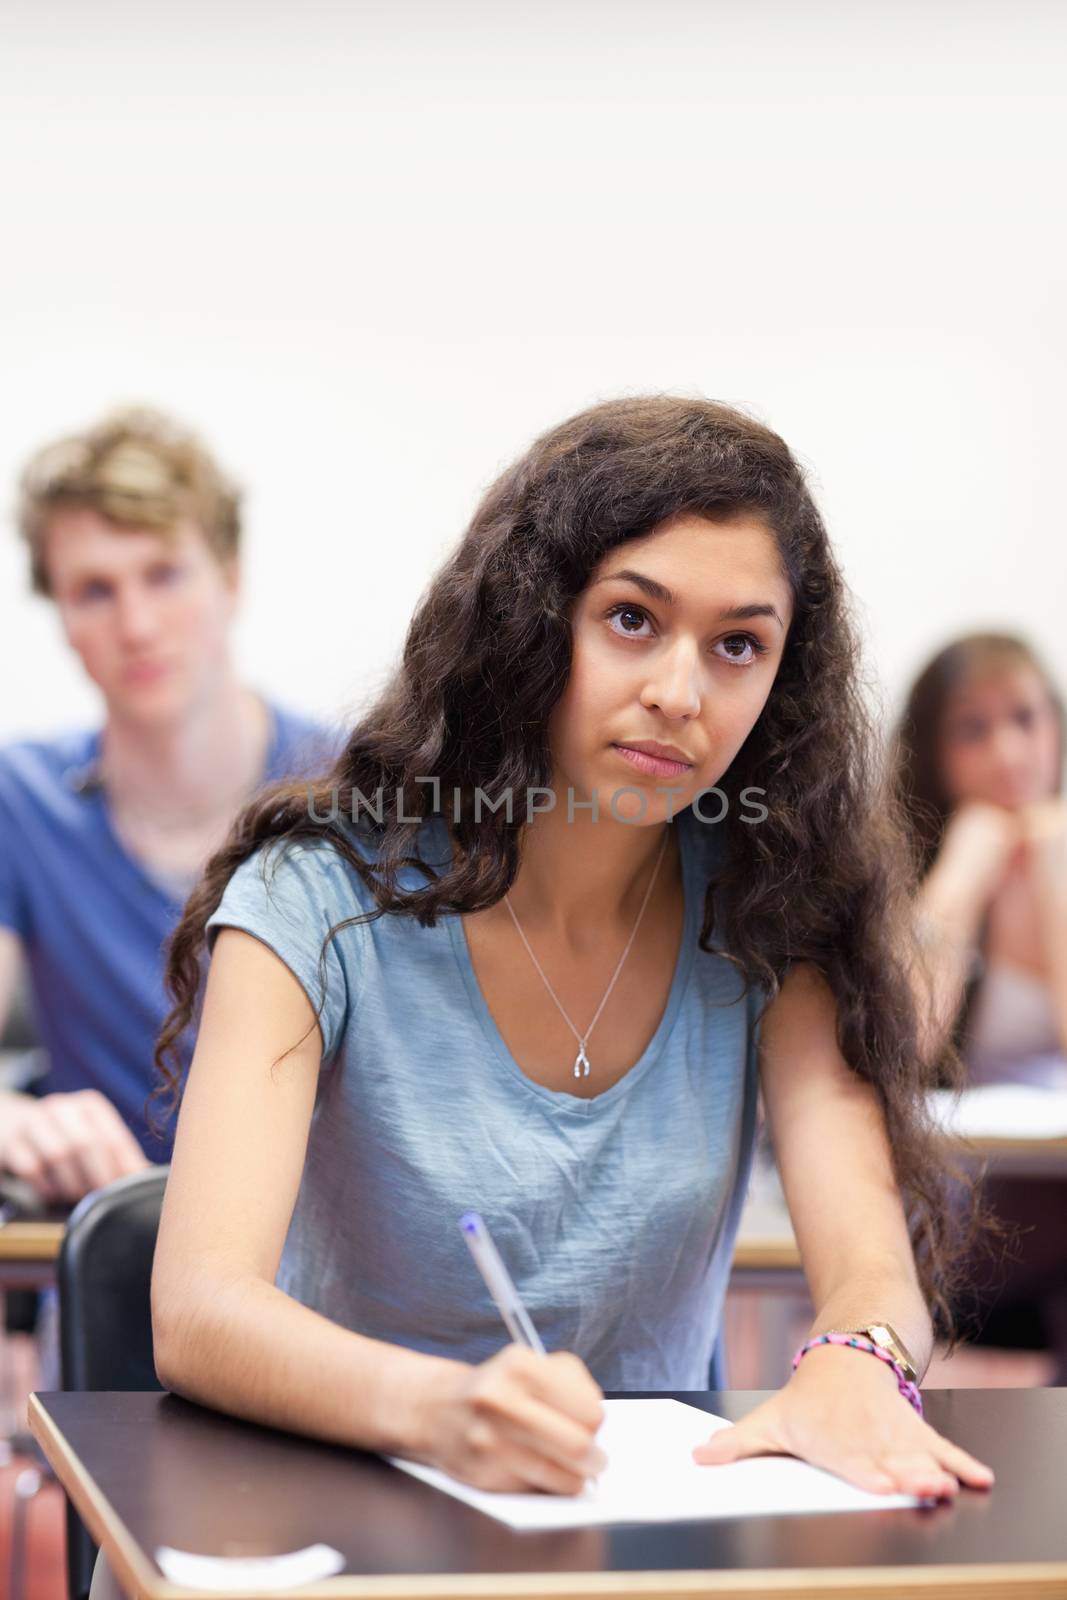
825, 1323, 919, 1384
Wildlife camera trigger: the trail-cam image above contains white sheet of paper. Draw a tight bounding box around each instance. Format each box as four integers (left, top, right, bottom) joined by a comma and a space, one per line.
928, 1084, 1067, 1140
387, 1398, 921, 1529
155, 1543, 345, 1590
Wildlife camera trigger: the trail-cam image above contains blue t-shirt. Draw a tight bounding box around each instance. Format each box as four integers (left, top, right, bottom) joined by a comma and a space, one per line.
0, 700, 341, 1158
205, 805, 765, 1391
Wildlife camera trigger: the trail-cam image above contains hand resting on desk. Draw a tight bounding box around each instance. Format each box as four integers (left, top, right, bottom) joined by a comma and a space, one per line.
693, 1340, 995, 1499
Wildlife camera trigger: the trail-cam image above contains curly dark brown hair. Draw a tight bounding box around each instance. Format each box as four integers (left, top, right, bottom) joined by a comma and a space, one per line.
154, 393, 980, 1338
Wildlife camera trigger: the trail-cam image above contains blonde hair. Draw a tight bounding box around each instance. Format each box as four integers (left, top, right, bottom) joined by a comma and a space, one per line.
17, 405, 242, 595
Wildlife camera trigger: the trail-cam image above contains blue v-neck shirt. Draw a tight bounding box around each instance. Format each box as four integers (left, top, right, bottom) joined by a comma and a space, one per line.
204, 806, 765, 1390
0, 701, 340, 1157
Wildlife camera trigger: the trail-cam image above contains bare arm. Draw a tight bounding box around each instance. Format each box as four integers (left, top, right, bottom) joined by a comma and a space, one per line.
910, 867, 985, 1068
152, 925, 447, 1452
152, 926, 604, 1490
909, 805, 1018, 1066
759, 963, 932, 1373
1019, 799, 1067, 1054
692, 962, 994, 1497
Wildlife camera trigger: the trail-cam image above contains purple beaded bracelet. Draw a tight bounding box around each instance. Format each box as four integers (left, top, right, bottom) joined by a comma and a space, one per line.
792, 1332, 924, 1418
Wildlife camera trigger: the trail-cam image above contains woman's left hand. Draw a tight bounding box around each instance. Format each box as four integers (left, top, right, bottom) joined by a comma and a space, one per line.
1018, 798, 1067, 889
692, 1345, 995, 1499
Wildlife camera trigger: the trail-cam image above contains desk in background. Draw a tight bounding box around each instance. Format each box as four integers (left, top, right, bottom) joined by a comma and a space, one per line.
726, 1121, 1067, 1384
730, 1118, 1067, 1288
30, 1387, 1067, 1600
0, 1097, 1064, 1293
0, 1220, 64, 1291
3, 1114, 1064, 1386
0, 1217, 800, 1286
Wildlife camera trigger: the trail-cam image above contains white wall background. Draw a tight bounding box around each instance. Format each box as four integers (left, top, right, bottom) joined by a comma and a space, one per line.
1, 0, 1064, 742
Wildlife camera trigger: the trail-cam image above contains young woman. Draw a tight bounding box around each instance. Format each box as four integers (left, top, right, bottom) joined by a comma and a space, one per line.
151, 396, 994, 1503
893, 631, 1067, 1381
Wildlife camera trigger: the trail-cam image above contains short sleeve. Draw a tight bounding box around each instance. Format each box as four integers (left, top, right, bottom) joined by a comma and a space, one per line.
0, 784, 29, 938
205, 838, 359, 1064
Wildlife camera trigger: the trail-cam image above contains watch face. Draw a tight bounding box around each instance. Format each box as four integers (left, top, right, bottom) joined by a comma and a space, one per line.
870, 1323, 917, 1380
822, 1325, 919, 1382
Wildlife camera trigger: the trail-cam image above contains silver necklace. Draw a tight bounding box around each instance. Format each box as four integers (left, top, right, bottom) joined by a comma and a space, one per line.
503, 826, 670, 1078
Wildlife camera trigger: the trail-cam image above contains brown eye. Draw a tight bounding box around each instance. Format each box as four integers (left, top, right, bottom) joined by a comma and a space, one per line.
713, 633, 767, 667
605, 603, 653, 637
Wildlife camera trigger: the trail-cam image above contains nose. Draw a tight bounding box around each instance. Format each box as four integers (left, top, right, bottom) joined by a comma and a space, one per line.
113, 583, 160, 647
989, 719, 1031, 770
639, 637, 702, 722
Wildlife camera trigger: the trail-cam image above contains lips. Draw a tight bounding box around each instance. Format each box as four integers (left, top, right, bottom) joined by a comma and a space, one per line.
620, 740, 694, 764
612, 743, 694, 779
123, 660, 171, 684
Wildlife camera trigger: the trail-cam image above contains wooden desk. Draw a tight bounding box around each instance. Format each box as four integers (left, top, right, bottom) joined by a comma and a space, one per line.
0, 1219, 64, 1288
29, 1387, 1067, 1599
729, 1236, 801, 1275
959, 1136, 1067, 1180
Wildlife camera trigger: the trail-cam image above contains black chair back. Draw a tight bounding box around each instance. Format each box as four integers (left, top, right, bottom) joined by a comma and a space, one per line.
57, 1166, 168, 1600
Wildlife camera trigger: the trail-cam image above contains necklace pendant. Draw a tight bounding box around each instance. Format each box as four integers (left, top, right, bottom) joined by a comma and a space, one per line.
573, 1042, 591, 1079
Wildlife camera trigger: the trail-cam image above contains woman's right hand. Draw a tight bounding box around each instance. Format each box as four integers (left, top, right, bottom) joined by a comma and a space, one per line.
412, 1344, 607, 1494
936, 801, 1021, 911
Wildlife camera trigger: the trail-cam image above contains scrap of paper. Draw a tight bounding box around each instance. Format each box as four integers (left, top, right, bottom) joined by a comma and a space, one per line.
155, 1542, 345, 1590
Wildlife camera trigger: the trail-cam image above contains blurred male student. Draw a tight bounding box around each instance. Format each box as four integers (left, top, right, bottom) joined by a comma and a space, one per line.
0, 407, 339, 1201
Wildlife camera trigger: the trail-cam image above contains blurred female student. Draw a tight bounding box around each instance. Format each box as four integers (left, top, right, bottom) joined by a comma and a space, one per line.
150, 397, 994, 1501
894, 631, 1067, 1380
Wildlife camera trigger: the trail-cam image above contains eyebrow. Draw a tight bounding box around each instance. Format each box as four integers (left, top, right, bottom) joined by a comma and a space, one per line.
593, 568, 786, 630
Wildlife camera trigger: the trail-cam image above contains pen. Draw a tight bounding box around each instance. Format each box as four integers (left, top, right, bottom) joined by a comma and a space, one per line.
459, 1210, 547, 1353
459, 1210, 605, 1492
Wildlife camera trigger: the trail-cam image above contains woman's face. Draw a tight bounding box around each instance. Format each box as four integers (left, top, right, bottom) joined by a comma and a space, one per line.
547, 512, 795, 824
938, 664, 1062, 811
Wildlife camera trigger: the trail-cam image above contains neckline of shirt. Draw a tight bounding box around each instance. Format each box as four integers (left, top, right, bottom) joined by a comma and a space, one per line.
443, 811, 701, 1116
60, 698, 282, 904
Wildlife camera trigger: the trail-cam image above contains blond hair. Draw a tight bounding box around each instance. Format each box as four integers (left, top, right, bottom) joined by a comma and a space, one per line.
17, 406, 242, 595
